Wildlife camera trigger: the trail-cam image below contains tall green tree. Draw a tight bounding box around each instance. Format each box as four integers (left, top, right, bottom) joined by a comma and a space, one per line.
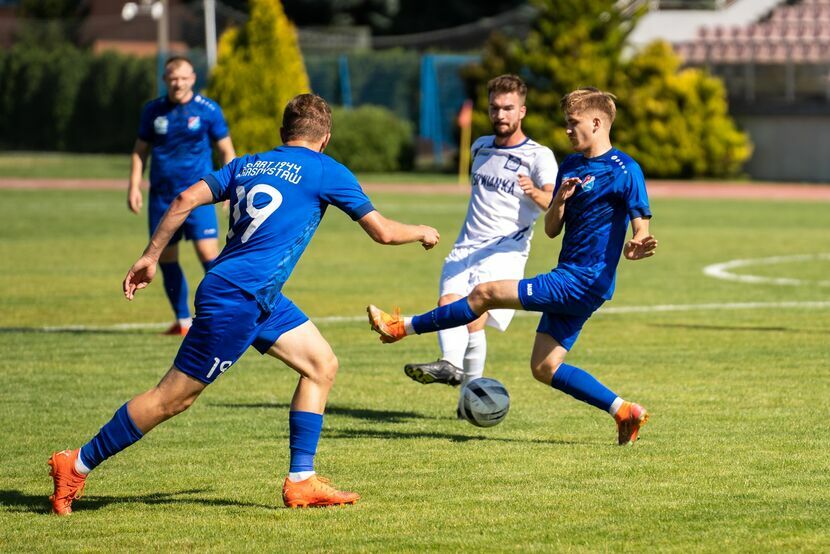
207, 0, 310, 154
465, 0, 751, 178
615, 41, 752, 178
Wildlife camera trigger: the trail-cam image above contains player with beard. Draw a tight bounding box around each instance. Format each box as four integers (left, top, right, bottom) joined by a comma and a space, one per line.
369, 88, 656, 445
401, 75, 558, 417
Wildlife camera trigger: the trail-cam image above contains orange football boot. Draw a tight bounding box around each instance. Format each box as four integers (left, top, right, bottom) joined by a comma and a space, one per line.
614, 402, 650, 446
366, 305, 406, 343
282, 475, 360, 508
48, 449, 87, 516
162, 322, 190, 336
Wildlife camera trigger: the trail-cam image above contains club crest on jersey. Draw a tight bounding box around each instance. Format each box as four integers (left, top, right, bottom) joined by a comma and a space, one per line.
188, 116, 201, 131
153, 116, 169, 135
503, 154, 521, 172
581, 175, 596, 192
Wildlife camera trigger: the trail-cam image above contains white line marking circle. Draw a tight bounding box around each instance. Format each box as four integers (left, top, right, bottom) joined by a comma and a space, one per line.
22, 300, 830, 332
703, 253, 830, 287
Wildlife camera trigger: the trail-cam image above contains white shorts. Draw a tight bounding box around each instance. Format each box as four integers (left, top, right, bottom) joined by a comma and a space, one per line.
439, 245, 529, 331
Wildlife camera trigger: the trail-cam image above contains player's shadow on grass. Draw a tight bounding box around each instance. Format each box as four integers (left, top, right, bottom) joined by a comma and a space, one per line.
323, 427, 583, 446
211, 401, 443, 422
212, 402, 585, 445
0, 488, 275, 515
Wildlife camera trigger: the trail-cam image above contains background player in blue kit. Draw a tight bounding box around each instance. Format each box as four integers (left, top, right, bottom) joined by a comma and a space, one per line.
369, 88, 658, 445
48, 94, 440, 514
127, 56, 236, 336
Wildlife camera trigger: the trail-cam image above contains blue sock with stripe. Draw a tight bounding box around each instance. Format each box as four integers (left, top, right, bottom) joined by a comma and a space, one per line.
79, 403, 144, 471
289, 411, 323, 472
551, 363, 617, 412
159, 262, 190, 319
412, 298, 479, 334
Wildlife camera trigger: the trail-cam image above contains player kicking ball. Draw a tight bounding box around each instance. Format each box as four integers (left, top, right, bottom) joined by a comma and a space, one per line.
48, 94, 440, 515
369, 88, 657, 445
403, 75, 558, 407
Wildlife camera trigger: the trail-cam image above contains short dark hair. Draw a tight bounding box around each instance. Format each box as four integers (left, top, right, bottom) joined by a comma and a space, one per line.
487, 74, 527, 102
560, 87, 617, 124
164, 56, 194, 72
282, 94, 332, 142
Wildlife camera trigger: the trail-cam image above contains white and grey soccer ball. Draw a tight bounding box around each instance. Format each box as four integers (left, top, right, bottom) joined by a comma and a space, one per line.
458, 378, 510, 428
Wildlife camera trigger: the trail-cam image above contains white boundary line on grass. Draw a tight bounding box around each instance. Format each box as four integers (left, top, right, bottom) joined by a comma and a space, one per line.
29, 300, 830, 332
703, 253, 830, 287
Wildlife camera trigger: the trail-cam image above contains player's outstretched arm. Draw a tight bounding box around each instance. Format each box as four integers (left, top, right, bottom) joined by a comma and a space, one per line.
123, 180, 215, 299
623, 217, 658, 260
357, 210, 440, 250
544, 177, 580, 238
127, 139, 151, 214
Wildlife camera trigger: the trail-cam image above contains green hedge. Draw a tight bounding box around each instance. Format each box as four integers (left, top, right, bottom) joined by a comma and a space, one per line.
0, 46, 154, 152
325, 105, 414, 172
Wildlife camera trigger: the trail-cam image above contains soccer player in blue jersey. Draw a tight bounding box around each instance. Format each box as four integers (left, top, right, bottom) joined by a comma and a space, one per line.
128, 56, 236, 336
48, 94, 440, 515
368, 88, 658, 445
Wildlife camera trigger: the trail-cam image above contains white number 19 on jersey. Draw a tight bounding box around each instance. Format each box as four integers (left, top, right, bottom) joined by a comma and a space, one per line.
227, 184, 283, 243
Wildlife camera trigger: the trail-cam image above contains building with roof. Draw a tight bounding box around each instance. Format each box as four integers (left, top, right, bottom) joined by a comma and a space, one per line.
633, 0, 830, 181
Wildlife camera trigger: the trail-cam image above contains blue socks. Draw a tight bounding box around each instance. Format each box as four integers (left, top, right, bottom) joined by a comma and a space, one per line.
412, 298, 479, 335
288, 411, 323, 472
159, 262, 190, 319
551, 363, 618, 412
79, 403, 144, 471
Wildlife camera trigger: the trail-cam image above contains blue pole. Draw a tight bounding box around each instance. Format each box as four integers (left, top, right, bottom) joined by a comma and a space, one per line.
419, 55, 442, 164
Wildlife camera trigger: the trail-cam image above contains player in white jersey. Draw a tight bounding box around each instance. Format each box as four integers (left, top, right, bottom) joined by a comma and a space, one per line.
403, 75, 558, 407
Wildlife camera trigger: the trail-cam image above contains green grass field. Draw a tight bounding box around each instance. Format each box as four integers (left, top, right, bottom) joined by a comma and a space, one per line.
1, 188, 829, 551
0, 152, 452, 183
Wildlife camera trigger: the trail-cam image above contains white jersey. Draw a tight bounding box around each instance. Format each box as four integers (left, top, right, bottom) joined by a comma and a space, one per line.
454, 135, 558, 253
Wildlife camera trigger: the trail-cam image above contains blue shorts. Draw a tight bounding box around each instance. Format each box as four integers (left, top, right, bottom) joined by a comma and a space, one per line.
518, 270, 605, 351
149, 195, 219, 244
173, 273, 309, 384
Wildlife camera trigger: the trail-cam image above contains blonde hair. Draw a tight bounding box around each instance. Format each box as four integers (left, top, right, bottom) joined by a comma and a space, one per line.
560, 87, 617, 124
164, 56, 194, 73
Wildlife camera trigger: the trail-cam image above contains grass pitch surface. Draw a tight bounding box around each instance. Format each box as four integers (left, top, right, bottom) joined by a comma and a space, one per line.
1, 188, 829, 551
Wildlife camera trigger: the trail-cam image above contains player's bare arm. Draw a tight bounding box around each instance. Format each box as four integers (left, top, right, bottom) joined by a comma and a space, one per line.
544, 177, 581, 238
215, 136, 236, 165
357, 210, 439, 250
623, 217, 658, 260
517, 175, 555, 210
123, 180, 215, 299
128, 139, 151, 214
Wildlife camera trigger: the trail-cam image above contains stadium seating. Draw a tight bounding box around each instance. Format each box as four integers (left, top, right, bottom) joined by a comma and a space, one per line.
674, 0, 830, 63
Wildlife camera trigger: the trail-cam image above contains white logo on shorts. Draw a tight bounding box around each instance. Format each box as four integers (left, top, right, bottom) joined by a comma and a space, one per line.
527, 283, 533, 296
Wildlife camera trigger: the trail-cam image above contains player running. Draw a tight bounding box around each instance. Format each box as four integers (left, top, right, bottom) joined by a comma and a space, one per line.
48, 94, 440, 515
402, 75, 558, 409
128, 56, 236, 336
369, 88, 657, 445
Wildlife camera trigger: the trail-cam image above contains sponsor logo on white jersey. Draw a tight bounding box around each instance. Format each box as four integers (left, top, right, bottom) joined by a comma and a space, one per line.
154, 116, 169, 135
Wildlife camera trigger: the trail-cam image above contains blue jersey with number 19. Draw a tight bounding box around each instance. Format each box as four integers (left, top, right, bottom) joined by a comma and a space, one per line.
203, 145, 374, 312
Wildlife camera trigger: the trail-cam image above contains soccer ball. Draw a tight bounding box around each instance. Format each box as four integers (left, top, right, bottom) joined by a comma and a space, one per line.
458, 378, 510, 428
